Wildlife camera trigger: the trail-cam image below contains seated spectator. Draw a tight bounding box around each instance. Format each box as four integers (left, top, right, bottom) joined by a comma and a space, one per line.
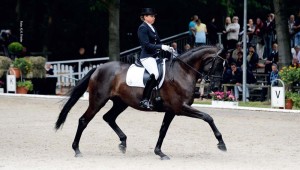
269, 64, 280, 85
291, 57, 300, 68
293, 45, 300, 63
264, 43, 279, 73
223, 50, 235, 71
223, 62, 249, 101
261, 64, 279, 101
45, 64, 54, 76
184, 44, 191, 52
231, 42, 243, 61
236, 51, 243, 67
247, 46, 260, 71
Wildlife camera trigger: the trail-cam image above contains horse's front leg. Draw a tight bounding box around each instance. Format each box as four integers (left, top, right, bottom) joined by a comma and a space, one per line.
154, 111, 175, 160
181, 103, 227, 151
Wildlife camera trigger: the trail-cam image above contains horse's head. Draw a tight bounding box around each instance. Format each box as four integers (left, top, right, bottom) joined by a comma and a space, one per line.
201, 49, 225, 92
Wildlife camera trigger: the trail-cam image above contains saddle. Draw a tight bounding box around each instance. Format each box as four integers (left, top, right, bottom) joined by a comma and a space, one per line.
126, 58, 166, 88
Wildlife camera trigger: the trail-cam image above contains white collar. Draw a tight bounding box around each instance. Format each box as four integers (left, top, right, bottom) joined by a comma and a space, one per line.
145, 22, 155, 32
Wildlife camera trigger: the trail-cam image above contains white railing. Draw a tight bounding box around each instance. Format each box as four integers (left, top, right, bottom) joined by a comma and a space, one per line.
46, 57, 109, 87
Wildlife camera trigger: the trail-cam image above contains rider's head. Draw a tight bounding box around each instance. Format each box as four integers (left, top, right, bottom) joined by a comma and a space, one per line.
140, 8, 157, 24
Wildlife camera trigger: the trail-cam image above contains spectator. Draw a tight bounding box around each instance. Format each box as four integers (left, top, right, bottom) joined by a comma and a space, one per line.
232, 42, 243, 61
183, 43, 191, 52
247, 18, 255, 46
247, 46, 259, 71
261, 64, 279, 101
223, 62, 249, 101
293, 10, 300, 46
263, 13, 276, 59
198, 78, 206, 100
252, 18, 265, 59
195, 19, 207, 46
168, 42, 181, 58
207, 17, 219, 45
188, 15, 198, 48
269, 63, 280, 85
226, 16, 240, 50
293, 45, 300, 63
291, 57, 300, 68
224, 50, 235, 71
45, 64, 54, 76
288, 14, 296, 47
0, 29, 17, 58
222, 17, 232, 50
236, 51, 243, 67
264, 43, 279, 73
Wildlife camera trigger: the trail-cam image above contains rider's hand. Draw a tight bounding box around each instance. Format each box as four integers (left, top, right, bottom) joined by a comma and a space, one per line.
162, 45, 175, 53
169, 47, 175, 53
161, 45, 170, 51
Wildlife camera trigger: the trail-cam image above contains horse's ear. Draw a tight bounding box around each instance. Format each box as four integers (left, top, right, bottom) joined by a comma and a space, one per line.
217, 48, 223, 56
217, 48, 226, 58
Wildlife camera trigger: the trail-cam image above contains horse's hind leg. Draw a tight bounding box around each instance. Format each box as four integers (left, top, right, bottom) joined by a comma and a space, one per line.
154, 111, 175, 160
181, 103, 227, 151
72, 99, 109, 157
103, 98, 128, 154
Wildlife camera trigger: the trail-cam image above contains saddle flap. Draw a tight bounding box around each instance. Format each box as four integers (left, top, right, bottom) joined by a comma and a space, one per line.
126, 58, 166, 88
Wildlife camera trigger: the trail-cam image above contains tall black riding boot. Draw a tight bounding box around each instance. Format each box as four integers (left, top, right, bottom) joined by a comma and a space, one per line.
139, 74, 157, 109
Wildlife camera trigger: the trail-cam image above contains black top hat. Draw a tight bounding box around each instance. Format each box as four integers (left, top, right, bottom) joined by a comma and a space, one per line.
141, 8, 156, 16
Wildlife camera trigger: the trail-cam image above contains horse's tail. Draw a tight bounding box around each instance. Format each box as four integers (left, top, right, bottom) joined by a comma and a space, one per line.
55, 68, 97, 130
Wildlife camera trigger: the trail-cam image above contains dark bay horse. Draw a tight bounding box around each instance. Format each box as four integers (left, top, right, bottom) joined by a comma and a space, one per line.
55, 45, 227, 160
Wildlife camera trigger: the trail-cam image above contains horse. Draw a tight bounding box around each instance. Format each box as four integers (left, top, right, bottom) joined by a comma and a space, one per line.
55, 45, 227, 160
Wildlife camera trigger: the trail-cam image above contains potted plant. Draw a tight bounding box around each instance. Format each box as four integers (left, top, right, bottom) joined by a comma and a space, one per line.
279, 66, 300, 88
210, 91, 238, 107
286, 91, 300, 109
8, 42, 23, 55
11, 57, 32, 78
279, 66, 300, 109
16, 80, 33, 94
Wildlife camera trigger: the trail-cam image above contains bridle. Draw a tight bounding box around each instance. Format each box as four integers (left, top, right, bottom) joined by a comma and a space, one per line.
170, 50, 225, 81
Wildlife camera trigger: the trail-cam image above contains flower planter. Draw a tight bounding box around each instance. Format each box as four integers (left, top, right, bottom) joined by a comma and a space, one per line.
211, 100, 238, 107
16, 86, 28, 94
9, 67, 21, 78
285, 99, 293, 109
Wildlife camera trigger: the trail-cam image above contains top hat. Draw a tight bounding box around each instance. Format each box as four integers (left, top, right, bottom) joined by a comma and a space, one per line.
141, 8, 156, 16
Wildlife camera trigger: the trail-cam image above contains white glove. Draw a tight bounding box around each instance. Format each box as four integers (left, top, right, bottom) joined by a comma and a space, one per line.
161, 45, 175, 53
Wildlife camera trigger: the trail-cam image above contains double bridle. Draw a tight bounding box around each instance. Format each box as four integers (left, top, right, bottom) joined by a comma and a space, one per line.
171, 51, 225, 81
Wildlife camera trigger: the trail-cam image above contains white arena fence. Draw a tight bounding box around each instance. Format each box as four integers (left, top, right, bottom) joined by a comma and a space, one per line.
46, 57, 109, 87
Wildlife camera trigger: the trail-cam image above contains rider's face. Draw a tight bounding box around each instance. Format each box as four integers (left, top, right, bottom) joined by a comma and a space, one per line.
144, 15, 156, 24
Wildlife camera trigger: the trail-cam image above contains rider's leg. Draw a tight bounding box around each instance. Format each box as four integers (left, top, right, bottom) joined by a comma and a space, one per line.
140, 74, 157, 109
140, 57, 159, 109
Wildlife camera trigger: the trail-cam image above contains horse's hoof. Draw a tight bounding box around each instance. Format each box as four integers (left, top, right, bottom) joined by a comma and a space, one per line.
119, 144, 126, 154
75, 153, 83, 157
160, 155, 170, 160
218, 143, 227, 151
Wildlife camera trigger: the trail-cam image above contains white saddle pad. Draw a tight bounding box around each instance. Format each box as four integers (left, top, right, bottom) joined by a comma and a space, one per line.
126, 59, 166, 88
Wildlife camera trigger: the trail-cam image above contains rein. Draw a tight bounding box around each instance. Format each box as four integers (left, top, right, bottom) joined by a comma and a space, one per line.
170, 50, 225, 81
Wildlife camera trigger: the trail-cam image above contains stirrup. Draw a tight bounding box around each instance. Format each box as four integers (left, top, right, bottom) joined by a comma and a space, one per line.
139, 100, 153, 110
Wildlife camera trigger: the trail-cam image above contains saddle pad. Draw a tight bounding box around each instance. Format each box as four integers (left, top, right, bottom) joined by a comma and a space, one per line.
126, 59, 166, 88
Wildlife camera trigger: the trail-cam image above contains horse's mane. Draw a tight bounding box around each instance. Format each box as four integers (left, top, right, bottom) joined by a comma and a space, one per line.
177, 45, 218, 62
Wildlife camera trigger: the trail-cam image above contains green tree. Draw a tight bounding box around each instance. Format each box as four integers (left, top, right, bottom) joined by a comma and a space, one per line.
273, 0, 291, 67
91, 0, 120, 61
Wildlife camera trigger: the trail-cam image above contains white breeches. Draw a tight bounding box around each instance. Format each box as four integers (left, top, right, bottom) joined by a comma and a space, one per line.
140, 57, 159, 80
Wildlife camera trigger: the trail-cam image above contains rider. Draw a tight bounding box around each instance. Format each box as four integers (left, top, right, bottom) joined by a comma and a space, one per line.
138, 8, 174, 109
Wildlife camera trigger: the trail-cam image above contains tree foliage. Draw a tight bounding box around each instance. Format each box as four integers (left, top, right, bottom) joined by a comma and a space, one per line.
1, 0, 299, 63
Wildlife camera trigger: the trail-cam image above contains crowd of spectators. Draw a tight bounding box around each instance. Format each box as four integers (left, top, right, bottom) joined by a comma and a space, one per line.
185, 10, 300, 101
